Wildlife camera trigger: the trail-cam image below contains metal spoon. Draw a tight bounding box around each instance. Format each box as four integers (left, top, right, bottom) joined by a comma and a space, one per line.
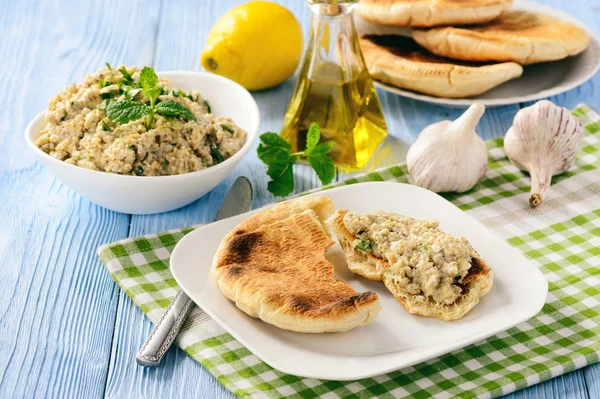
136, 176, 253, 367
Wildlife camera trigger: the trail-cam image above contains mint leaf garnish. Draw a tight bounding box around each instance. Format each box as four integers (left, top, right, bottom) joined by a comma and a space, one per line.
140, 67, 158, 93
104, 65, 198, 130
155, 100, 197, 121
98, 99, 112, 110
106, 100, 150, 124
126, 88, 142, 100
139, 66, 162, 128
146, 86, 162, 100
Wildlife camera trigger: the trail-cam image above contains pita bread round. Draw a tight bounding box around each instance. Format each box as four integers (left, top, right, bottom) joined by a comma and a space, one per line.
212, 196, 381, 333
327, 210, 493, 321
360, 35, 523, 98
356, 0, 513, 28
413, 10, 591, 65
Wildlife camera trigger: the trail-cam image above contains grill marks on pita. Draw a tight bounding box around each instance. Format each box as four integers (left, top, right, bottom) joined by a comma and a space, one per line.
212, 196, 382, 333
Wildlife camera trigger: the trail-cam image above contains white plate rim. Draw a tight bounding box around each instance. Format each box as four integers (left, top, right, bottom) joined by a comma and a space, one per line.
363, 1, 600, 107
171, 182, 549, 380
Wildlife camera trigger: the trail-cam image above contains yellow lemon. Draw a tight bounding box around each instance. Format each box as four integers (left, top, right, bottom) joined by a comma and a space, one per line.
200, 1, 304, 91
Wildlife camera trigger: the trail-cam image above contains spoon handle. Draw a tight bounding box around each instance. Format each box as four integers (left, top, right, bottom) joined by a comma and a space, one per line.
136, 289, 194, 367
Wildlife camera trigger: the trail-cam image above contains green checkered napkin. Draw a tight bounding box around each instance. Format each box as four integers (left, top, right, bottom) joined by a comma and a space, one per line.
98, 104, 600, 399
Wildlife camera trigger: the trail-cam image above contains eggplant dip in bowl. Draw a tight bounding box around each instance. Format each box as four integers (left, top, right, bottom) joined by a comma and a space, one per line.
35, 64, 247, 176
26, 66, 259, 214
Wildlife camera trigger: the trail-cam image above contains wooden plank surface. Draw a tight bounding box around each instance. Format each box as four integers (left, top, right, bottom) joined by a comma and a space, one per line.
0, 0, 599, 398
0, 0, 158, 397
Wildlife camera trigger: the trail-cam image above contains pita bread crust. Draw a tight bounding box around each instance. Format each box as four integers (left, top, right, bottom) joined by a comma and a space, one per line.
360, 35, 523, 98
212, 197, 381, 333
356, 0, 512, 27
327, 210, 493, 321
225, 195, 335, 237
413, 10, 591, 65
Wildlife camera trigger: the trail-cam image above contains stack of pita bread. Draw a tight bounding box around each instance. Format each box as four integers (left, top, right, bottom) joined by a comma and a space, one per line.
357, 0, 591, 98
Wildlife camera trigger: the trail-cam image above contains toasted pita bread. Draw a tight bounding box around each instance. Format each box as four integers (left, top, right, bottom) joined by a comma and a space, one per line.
225, 195, 335, 237
356, 0, 512, 27
212, 196, 381, 333
360, 35, 523, 98
327, 210, 493, 321
413, 10, 591, 65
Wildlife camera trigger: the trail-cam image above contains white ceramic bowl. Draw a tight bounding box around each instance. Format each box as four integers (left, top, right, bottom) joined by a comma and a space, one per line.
25, 71, 260, 214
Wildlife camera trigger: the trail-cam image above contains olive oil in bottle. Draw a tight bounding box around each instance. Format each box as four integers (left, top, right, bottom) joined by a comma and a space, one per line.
280, 1, 387, 170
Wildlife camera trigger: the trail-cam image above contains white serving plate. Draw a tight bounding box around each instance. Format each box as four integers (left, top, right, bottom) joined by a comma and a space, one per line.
171, 182, 548, 380
355, 1, 600, 107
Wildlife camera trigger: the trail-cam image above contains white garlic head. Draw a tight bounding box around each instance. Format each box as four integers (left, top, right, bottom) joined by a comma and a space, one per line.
504, 100, 583, 207
407, 103, 488, 193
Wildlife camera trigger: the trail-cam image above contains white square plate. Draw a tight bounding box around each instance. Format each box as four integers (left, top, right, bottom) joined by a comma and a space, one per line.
171, 182, 548, 380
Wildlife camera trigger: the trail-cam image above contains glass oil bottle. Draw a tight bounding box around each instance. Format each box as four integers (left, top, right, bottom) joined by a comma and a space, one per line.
280, 0, 387, 170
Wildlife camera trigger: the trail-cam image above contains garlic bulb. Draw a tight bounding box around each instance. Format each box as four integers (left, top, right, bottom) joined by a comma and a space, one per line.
407, 103, 488, 193
504, 100, 583, 208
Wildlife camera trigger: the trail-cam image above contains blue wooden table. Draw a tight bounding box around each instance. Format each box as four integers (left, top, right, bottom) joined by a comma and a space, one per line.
1, 0, 599, 397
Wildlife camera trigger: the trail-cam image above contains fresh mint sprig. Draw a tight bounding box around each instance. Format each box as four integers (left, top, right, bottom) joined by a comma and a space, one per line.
257, 122, 335, 196
105, 66, 197, 129
140, 66, 161, 129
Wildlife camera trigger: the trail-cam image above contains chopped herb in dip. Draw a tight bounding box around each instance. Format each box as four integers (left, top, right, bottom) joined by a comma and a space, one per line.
221, 123, 235, 134
101, 121, 112, 132
355, 239, 374, 252
210, 143, 224, 164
